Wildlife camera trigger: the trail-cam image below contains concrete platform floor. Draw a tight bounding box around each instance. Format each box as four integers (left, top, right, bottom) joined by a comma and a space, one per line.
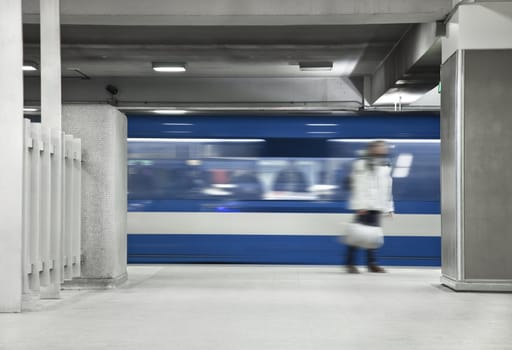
1, 265, 512, 350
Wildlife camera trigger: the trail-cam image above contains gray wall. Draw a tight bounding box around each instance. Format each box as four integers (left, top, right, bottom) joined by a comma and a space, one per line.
463, 50, 512, 280
63, 105, 127, 284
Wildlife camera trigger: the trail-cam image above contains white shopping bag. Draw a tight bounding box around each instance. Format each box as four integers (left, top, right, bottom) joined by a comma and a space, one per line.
343, 222, 384, 249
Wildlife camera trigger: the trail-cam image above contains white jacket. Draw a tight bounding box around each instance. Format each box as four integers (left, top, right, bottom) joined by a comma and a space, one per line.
348, 158, 394, 213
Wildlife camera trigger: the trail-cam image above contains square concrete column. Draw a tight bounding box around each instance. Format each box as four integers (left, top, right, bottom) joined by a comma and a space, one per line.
441, 50, 512, 291
0, 0, 24, 312
440, 1, 512, 292
39, 0, 63, 299
63, 105, 128, 288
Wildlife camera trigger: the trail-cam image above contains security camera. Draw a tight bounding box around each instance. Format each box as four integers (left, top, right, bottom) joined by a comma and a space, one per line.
106, 84, 119, 95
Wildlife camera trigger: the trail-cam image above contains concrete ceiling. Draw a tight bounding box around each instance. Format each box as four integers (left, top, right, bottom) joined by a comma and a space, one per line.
22, 0, 450, 110
22, 0, 453, 26
24, 24, 411, 45
23, 24, 410, 78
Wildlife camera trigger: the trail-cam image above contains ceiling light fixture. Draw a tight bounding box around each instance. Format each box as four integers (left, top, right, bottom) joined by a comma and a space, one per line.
153, 109, 188, 115
152, 62, 187, 73
23, 107, 38, 112
22, 64, 38, 71
299, 61, 333, 72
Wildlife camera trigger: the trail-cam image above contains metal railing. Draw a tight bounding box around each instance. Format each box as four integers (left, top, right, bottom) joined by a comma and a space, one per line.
22, 119, 82, 299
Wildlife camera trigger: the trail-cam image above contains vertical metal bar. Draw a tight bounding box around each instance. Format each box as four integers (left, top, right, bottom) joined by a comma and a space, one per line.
29, 123, 42, 292
48, 129, 63, 294
22, 119, 32, 295
72, 138, 82, 277
39, 127, 52, 288
40, 128, 62, 299
63, 135, 74, 280
60, 132, 67, 282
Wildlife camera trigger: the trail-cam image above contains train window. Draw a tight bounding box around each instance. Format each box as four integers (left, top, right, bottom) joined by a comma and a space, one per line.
127, 138, 440, 213
392, 153, 414, 178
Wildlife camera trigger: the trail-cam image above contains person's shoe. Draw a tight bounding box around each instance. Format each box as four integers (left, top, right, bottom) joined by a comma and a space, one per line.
346, 265, 360, 274
368, 264, 386, 273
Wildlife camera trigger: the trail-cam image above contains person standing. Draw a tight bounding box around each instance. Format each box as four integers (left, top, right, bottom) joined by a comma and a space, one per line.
346, 140, 394, 274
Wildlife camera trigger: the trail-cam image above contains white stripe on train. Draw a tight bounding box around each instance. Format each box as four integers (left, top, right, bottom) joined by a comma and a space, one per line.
128, 212, 440, 236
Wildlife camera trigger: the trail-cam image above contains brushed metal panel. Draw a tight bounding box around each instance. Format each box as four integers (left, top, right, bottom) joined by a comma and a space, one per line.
463, 50, 512, 280
440, 53, 459, 279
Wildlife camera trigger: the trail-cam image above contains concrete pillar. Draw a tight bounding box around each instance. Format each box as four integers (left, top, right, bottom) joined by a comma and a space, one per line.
40, 0, 62, 130
0, 0, 24, 312
62, 105, 128, 288
40, 0, 63, 299
440, 2, 512, 291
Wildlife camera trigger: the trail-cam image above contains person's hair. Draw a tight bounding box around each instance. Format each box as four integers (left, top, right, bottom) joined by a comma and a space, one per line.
367, 140, 387, 151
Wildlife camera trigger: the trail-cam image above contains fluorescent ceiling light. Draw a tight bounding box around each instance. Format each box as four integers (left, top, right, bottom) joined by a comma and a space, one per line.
153, 110, 187, 115
153, 66, 186, 72
23, 65, 37, 71
152, 62, 186, 72
128, 138, 265, 143
23, 107, 38, 112
308, 131, 336, 134
307, 123, 338, 127
328, 139, 440, 143
299, 61, 333, 71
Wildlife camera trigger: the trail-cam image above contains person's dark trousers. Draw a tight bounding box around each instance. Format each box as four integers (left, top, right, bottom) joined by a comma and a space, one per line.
345, 210, 381, 266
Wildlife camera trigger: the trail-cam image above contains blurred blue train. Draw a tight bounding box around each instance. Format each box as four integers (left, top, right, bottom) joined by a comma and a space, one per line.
127, 113, 441, 266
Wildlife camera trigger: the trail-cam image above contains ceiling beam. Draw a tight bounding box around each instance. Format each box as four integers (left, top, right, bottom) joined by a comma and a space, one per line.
23, 0, 452, 25
24, 76, 364, 109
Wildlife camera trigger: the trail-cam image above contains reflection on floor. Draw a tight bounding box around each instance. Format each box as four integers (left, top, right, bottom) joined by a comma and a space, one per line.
1, 265, 512, 350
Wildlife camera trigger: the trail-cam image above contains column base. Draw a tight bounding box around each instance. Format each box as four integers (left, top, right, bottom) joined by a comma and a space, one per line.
441, 275, 512, 292
62, 272, 128, 290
